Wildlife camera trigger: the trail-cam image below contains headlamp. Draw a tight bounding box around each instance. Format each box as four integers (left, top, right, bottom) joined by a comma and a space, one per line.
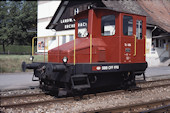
62, 56, 68, 64
30, 56, 34, 61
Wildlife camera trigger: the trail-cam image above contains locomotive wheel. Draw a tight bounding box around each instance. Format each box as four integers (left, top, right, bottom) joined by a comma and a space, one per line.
39, 80, 43, 89
121, 72, 136, 89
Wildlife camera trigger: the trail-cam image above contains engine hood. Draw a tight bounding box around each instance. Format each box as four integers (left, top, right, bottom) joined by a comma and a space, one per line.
48, 38, 106, 53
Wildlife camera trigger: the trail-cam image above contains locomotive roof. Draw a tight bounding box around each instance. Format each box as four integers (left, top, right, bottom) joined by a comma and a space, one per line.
74, 7, 146, 20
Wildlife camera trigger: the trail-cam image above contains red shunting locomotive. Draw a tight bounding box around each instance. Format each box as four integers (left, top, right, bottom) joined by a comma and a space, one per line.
22, 8, 147, 96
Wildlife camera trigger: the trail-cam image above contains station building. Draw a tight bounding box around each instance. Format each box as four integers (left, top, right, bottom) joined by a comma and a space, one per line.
37, 0, 170, 67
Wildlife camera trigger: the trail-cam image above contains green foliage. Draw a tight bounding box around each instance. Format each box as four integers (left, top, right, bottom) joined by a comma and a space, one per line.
0, 1, 37, 53
0, 45, 37, 54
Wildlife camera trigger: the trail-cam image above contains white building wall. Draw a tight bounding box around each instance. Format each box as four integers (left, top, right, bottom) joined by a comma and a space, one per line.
38, 1, 60, 19
49, 30, 75, 50
37, 1, 61, 52
145, 29, 161, 67
146, 29, 170, 67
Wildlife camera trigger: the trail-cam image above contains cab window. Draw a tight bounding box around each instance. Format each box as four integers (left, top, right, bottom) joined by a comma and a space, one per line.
101, 15, 115, 36
123, 15, 133, 36
78, 18, 88, 37
136, 20, 142, 39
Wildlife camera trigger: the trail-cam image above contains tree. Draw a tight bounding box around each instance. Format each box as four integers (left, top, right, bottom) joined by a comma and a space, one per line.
0, 1, 37, 53
0, 1, 10, 53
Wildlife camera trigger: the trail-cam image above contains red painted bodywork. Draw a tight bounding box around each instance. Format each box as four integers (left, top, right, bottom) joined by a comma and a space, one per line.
48, 8, 146, 64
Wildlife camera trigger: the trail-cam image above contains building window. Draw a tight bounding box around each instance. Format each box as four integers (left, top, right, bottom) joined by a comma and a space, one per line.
101, 15, 115, 36
62, 35, 66, 44
159, 39, 166, 48
69, 35, 74, 41
123, 15, 133, 36
78, 18, 88, 38
152, 38, 166, 49
136, 20, 142, 39
74, 8, 79, 15
52, 37, 56, 40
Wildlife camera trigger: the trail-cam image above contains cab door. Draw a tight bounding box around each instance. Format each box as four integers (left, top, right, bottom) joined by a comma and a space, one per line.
133, 16, 146, 63
121, 14, 146, 63
121, 14, 135, 63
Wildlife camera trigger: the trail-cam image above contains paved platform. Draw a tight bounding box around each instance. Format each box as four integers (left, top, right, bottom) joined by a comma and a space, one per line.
0, 66, 170, 90
143, 66, 170, 81
145, 66, 170, 76
0, 72, 39, 91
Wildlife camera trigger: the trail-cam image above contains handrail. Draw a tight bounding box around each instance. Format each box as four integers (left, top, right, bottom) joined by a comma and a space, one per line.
32, 34, 74, 56
134, 34, 137, 56
57, 35, 60, 62
145, 35, 147, 56
32, 37, 37, 56
32, 35, 56, 56
74, 36, 76, 65
32, 34, 75, 63
90, 34, 92, 64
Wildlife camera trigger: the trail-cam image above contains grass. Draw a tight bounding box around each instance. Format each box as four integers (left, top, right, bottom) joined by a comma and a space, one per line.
0, 55, 48, 73
0, 45, 37, 54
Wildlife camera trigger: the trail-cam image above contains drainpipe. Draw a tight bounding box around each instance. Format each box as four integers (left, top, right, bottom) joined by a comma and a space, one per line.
151, 25, 157, 45
151, 26, 157, 33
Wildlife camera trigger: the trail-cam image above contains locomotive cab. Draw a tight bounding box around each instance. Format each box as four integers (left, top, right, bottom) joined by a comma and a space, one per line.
23, 8, 147, 96
73, 8, 146, 64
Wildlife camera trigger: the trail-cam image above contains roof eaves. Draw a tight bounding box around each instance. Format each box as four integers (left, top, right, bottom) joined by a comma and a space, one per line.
46, 0, 69, 29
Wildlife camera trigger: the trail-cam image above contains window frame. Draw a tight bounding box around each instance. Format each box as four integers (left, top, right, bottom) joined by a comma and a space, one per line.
101, 14, 116, 37
136, 20, 143, 40
62, 35, 66, 45
77, 18, 88, 38
123, 15, 133, 36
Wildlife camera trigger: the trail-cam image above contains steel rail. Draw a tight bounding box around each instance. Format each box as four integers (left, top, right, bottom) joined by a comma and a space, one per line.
136, 78, 170, 84
95, 83, 170, 97
0, 97, 73, 108
141, 104, 170, 113
86, 98, 170, 113
0, 92, 45, 100
138, 83, 170, 90
0, 86, 39, 92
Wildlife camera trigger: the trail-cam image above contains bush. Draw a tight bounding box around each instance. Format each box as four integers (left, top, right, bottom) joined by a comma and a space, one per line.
0, 45, 37, 54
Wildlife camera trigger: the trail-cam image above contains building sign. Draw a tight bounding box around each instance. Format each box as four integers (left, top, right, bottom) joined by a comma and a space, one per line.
60, 18, 87, 30
74, 8, 79, 15
60, 18, 75, 24
60, 18, 75, 29
64, 24, 75, 29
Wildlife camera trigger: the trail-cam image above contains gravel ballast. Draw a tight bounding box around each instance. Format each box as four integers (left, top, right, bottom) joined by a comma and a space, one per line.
1, 86, 170, 113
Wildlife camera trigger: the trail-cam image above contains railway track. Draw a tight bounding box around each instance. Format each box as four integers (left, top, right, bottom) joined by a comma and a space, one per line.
0, 96, 73, 108
136, 79, 170, 89
87, 98, 170, 113
0, 92, 45, 99
0, 86, 39, 92
1, 78, 170, 109
136, 78, 170, 84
